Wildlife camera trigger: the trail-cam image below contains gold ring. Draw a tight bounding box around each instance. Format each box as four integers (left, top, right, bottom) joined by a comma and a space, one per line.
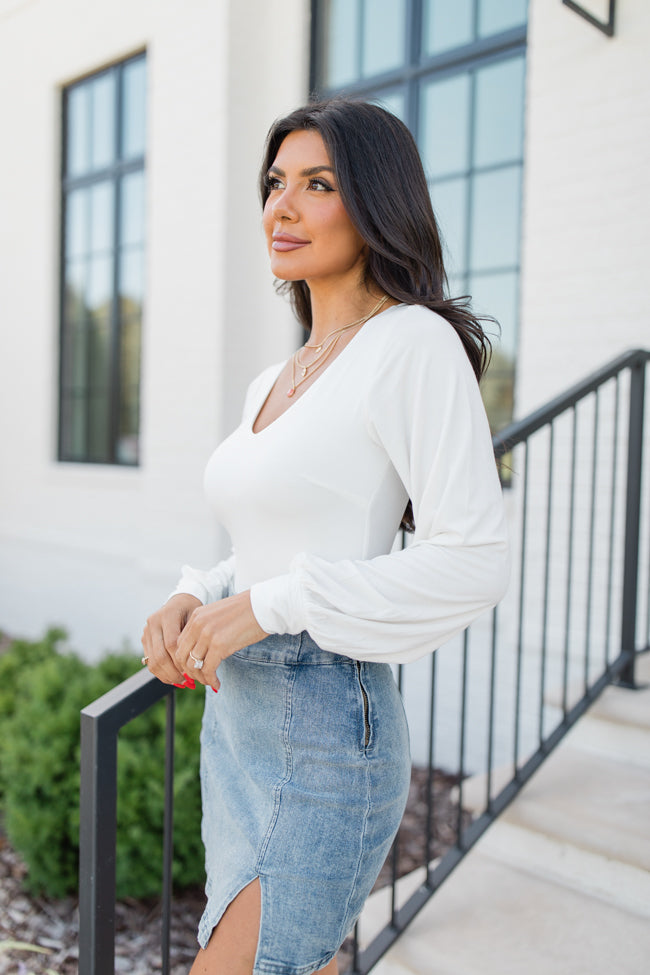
189, 652, 205, 670
141, 656, 149, 666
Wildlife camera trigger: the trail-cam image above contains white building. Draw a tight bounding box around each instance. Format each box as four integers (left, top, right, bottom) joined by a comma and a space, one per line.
1, 0, 648, 675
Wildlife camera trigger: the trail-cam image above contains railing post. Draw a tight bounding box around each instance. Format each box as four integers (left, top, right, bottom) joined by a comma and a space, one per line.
618, 357, 646, 687
79, 710, 118, 975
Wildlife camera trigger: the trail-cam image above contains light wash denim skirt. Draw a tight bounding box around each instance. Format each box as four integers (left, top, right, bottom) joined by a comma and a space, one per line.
198, 631, 411, 975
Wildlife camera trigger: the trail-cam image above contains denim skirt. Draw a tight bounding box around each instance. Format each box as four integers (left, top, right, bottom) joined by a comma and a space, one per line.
198, 631, 411, 975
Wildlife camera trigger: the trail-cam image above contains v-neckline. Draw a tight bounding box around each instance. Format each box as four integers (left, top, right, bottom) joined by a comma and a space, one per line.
250, 303, 402, 436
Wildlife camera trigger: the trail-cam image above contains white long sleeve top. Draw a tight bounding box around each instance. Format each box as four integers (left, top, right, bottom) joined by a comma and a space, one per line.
170, 303, 509, 664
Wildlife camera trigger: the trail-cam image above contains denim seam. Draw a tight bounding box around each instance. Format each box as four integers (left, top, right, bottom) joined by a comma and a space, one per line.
255, 665, 296, 872
337, 723, 371, 950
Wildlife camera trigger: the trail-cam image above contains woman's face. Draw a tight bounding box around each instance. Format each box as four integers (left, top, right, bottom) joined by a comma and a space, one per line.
262, 129, 367, 288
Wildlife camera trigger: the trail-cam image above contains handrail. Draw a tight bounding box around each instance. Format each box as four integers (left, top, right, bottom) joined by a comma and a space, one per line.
79, 670, 174, 975
493, 348, 648, 454
78, 348, 649, 974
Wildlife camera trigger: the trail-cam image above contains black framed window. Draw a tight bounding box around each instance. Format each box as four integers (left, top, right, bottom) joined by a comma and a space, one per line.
312, 1, 528, 431
59, 53, 146, 465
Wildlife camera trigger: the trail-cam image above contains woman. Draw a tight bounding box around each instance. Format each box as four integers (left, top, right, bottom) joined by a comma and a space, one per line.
141, 99, 509, 975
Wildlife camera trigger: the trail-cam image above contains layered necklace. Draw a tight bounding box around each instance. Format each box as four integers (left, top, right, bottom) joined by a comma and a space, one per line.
287, 294, 389, 397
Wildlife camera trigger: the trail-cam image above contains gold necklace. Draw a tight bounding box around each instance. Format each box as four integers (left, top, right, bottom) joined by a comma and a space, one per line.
287, 295, 389, 397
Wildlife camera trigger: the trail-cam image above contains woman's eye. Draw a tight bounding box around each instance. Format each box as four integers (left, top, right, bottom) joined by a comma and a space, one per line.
265, 175, 283, 191
309, 178, 333, 192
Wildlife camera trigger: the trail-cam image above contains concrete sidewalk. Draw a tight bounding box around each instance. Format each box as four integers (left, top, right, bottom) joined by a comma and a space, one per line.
356, 653, 650, 975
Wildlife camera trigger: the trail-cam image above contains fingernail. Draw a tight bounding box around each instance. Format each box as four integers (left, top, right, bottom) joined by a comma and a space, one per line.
182, 673, 196, 689
173, 682, 186, 689
212, 686, 219, 694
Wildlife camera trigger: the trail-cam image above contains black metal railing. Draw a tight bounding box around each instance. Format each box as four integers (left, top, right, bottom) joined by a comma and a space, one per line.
79, 349, 649, 975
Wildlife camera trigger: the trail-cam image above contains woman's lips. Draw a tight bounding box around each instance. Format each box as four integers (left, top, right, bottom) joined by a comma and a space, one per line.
272, 235, 309, 252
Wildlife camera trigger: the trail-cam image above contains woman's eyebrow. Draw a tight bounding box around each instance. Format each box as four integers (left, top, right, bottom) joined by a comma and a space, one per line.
268, 164, 335, 177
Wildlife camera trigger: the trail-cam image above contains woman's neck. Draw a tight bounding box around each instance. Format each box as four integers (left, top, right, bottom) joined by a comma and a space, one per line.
307, 282, 393, 345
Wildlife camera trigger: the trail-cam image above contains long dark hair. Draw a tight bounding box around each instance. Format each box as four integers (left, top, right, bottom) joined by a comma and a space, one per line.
259, 97, 493, 384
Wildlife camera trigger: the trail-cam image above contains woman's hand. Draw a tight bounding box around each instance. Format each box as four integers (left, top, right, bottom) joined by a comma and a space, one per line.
141, 594, 203, 686
174, 591, 268, 692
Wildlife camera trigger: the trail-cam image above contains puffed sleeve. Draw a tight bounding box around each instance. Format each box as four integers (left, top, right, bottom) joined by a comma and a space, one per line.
249, 321, 510, 663
168, 553, 236, 605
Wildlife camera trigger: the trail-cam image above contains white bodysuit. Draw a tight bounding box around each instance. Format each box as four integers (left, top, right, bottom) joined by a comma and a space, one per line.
171, 303, 509, 663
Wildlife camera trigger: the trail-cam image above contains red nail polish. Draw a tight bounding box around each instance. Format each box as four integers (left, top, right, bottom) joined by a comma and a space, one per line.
182, 673, 196, 689
212, 686, 219, 694
173, 682, 185, 688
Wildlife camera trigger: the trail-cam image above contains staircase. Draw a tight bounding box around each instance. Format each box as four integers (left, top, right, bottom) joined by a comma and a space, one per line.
358, 652, 650, 975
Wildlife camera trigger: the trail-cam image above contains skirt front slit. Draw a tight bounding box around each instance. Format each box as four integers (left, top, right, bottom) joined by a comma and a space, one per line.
198, 631, 411, 975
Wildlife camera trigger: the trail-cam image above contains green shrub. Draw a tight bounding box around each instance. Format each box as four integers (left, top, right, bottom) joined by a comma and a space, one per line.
0, 631, 205, 899
0, 627, 65, 798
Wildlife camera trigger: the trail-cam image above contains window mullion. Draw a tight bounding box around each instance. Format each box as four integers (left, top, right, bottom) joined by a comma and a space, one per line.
405, 0, 422, 135
463, 67, 477, 295
109, 64, 123, 464
357, 0, 365, 80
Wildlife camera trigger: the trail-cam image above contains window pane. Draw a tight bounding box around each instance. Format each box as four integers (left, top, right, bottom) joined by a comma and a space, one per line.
479, 0, 528, 37
89, 182, 114, 255
122, 57, 146, 159
118, 315, 141, 464
470, 271, 518, 433
424, 0, 474, 56
120, 171, 145, 246
87, 317, 112, 462
481, 355, 515, 434
420, 74, 471, 178
469, 270, 519, 359
90, 72, 116, 171
66, 85, 90, 177
371, 89, 406, 121
447, 272, 467, 299
88, 319, 111, 389
119, 249, 144, 313
61, 392, 87, 460
362, 0, 406, 77
65, 189, 88, 259
64, 259, 87, 330
321, 0, 360, 88
88, 386, 112, 462
430, 177, 468, 277
69, 323, 89, 389
470, 165, 522, 271
86, 256, 113, 318
474, 56, 525, 168
61, 317, 89, 393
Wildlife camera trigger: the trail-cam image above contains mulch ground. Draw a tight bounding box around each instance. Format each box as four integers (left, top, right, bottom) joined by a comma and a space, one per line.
0, 767, 469, 975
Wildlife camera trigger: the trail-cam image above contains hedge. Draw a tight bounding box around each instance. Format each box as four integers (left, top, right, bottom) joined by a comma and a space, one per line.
0, 629, 205, 899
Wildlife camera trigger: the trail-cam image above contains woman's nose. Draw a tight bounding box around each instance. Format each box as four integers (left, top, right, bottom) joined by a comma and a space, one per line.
271, 187, 298, 221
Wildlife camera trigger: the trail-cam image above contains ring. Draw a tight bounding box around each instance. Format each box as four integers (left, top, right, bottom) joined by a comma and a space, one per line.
141, 656, 149, 666
189, 652, 205, 670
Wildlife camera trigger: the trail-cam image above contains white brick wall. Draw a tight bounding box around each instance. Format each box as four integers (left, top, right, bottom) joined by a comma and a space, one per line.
517, 0, 650, 415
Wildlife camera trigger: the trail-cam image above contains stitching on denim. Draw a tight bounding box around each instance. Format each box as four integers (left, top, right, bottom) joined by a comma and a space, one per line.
255, 664, 296, 872
336, 704, 372, 951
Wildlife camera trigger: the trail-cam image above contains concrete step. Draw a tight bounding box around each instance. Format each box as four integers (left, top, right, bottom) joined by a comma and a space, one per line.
370, 851, 650, 975
459, 745, 650, 873
497, 746, 650, 872
477, 818, 650, 918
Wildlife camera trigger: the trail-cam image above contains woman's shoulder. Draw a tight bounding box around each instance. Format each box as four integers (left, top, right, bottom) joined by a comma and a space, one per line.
371, 302, 469, 365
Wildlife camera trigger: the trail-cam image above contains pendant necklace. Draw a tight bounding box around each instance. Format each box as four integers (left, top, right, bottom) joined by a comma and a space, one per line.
287, 294, 389, 397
